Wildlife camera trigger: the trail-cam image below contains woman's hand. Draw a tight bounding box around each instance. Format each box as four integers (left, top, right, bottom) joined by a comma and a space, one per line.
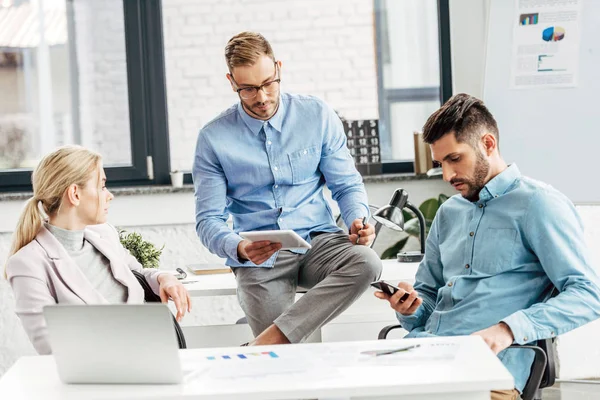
158, 274, 192, 321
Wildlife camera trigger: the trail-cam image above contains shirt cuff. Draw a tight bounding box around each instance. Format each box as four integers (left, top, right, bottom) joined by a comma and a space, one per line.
223, 233, 244, 263
502, 310, 545, 345
395, 306, 426, 332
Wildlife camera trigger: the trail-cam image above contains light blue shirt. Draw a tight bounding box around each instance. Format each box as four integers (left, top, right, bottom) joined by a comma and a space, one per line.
192, 93, 369, 267
398, 164, 600, 392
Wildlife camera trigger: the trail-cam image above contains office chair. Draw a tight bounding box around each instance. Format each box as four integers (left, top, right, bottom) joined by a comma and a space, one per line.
377, 324, 555, 400
131, 270, 187, 349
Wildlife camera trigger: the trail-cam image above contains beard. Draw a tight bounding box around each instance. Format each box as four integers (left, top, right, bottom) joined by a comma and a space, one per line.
241, 97, 279, 120
451, 151, 490, 202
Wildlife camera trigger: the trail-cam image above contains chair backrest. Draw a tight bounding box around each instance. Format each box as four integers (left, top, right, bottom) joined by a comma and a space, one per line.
131, 270, 187, 349
537, 337, 556, 389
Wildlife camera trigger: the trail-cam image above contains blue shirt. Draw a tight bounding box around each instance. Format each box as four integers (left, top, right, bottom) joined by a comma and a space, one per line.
398, 164, 600, 392
192, 93, 369, 267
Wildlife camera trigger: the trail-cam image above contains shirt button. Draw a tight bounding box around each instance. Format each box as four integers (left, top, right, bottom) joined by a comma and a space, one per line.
303, 150, 308, 155
465, 264, 470, 269
523, 337, 528, 342
469, 231, 474, 237
274, 185, 278, 189
448, 282, 453, 287
273, 166, 278, 171
267, 141, 272, 145
478, 204, 484, 208
279, 218, 283, 223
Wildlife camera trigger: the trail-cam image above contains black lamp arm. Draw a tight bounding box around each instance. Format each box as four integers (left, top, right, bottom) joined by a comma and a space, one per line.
405, 202, 426, 255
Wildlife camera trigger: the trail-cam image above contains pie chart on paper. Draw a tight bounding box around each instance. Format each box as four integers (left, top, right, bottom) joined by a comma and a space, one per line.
542, 26, 566, 42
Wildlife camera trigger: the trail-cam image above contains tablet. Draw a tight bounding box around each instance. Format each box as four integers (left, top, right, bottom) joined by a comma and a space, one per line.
239, 230, 312, 250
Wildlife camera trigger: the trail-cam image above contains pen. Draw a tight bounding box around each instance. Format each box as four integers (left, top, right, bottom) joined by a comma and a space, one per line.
374, 344, 420, 357
356, 216, 367, 245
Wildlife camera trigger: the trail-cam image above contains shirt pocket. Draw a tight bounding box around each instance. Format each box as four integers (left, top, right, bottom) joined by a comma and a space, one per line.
287, 146, 320, 184
475, 228, 517, 274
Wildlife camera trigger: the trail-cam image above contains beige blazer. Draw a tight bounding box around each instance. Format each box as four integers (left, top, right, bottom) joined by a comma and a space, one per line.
5, 223, 165, 355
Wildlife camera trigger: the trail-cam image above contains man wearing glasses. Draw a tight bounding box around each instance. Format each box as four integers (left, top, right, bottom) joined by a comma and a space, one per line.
193, 32, 382, 346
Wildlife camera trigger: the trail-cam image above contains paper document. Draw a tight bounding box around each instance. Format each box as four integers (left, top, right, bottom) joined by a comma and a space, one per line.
510, 0, 582, 89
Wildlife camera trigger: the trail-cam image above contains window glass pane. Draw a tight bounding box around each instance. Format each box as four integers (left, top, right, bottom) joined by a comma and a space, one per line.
162, 0, 379, 172
377, 0, 442, 162
388, 101, 440, 161
0, 0, 131, 171
381, 0, 440, 89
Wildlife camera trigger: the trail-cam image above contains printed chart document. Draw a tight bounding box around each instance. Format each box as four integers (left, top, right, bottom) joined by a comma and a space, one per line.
180, 340, 460, 384
510, 0, 582, 89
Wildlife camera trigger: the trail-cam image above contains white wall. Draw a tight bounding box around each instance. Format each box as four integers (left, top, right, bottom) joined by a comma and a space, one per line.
161, 0, 379, 171
449, 0, 491, 98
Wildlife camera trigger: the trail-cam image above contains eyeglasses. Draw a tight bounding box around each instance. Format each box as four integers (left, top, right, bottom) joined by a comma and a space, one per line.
231, 63, 281, 100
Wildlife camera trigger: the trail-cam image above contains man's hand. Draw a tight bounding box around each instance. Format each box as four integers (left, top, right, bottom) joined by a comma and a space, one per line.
157, 274, 192, 322
472, 322, 515, 354
349, 218, 376, 246
374, 282, 422, 315
237, 239, 282, 265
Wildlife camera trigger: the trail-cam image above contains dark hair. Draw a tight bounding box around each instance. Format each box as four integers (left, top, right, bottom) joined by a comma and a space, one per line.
422, 93, 499, 147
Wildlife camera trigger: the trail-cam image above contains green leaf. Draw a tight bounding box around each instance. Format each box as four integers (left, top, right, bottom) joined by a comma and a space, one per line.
119, 229, 163, 269
403, 218, 433, 238
402, 209, 414, 222
419, 198, 440, 220
438, 193, 449, 204
380, 236, 410, 259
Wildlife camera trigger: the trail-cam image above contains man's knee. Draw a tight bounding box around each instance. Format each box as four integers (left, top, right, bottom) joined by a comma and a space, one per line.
347, 247, 382, 285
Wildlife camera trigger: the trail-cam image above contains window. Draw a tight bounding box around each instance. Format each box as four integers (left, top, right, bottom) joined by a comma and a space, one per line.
0, 0, 170, 191
0, 0, 452, 192
375, 0, 452, 173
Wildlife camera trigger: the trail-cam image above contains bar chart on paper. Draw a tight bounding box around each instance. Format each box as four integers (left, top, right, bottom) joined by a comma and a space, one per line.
205, 351, 279, 361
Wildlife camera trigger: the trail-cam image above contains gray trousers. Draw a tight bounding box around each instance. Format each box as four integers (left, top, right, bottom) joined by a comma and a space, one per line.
232, 232, 382, 343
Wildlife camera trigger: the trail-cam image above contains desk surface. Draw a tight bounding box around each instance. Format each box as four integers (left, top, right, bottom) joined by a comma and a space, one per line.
0, 336, 513, 400
182, 259, 418, 297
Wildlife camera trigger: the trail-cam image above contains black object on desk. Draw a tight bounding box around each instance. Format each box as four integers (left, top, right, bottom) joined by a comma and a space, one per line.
372, 188, 426, 263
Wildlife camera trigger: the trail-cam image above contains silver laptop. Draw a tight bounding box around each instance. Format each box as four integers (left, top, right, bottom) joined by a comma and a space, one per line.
43, 304, 182, 384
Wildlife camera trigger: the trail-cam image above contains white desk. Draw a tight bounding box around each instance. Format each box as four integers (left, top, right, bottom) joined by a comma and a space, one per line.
0, 336, 514, 400
182, 259, 418, 297
179, 259, 419, 345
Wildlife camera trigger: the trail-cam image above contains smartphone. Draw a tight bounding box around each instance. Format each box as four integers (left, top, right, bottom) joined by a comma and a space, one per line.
370, 280, 410, 302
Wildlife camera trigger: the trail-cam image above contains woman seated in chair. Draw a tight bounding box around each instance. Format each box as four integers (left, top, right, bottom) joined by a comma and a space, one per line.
5, 145, 191, 355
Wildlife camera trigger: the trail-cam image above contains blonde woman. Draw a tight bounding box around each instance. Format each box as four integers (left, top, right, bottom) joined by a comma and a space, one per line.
5, 145, 191, 355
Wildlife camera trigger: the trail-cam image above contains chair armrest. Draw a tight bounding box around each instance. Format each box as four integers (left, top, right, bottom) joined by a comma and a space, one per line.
378, 324, 404, 340
508, 344, 547, 400
131, 270, 187, 349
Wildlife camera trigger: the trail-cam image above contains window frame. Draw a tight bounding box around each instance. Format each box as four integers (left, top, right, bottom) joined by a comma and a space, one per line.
0, 0, 171, 193
374, 0, 453, 174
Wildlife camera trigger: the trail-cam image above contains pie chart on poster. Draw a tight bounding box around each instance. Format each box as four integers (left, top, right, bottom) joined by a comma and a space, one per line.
542, 26, 566, 42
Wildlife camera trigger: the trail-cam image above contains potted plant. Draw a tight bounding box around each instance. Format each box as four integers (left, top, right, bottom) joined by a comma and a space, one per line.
118, 229, 164, 268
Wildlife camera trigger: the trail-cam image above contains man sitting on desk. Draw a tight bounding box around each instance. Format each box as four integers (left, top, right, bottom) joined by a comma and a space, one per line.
193, 32, 382, 346
374, 94, 600, 400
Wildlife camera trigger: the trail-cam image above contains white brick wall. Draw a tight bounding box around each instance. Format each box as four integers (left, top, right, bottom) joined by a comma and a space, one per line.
162, 0, 379, 171
73, 0, 131, 165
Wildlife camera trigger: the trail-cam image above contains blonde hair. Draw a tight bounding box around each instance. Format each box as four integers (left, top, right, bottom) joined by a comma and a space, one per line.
224, 31, 275, 71
5, 146, 102, 276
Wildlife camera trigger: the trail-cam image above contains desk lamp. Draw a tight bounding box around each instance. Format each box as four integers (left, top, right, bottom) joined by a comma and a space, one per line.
373, 188, 425, 263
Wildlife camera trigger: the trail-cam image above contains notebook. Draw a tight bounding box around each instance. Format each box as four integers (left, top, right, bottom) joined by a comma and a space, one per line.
186, 263, 232, 275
